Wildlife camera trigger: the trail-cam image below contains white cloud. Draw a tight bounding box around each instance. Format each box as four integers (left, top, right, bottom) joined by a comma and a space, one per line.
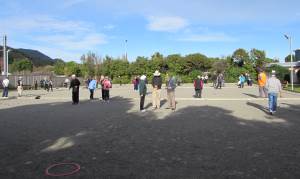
62, 0, 86, 8
0, 15, 91, 34
178, 33, 238, 42
103, 24, 116, 30
35, 33, 107, 50
0, 15, 109, 61
147, 16, 188, 32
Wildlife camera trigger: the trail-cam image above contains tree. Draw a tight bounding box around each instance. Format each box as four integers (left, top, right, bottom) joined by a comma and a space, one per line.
212, 60, 228, 73
266, 64, 290, 82
64, 61, 82, 77
11, 59, 33, 73
80, 52, 100, 77
54, 59, 65, 75
232, 48, 249, 66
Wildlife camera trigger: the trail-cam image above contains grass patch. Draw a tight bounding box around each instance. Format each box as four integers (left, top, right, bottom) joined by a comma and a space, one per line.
284, 85, 300, 93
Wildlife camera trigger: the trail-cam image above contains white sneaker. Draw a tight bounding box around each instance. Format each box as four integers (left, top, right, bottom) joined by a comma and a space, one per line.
141, 109, 146, 112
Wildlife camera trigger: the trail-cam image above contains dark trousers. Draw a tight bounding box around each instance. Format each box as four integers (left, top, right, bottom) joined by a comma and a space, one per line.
103, 90, 110, 101
2, 87, 8, 97
195, 89, 202, 98
49, 85, 53, 92
140, 95, 145, 110
216, 82, 222, 89
72, 91, 79, 104
101, 89, 104, 100
89, 89, 94, 99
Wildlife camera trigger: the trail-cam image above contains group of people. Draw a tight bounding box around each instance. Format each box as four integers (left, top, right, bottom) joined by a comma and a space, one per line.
257, 69, 282, 115
1, 76, 24, 98
70, 75, 112, 105
138, 70, 177, 112
0, 69, 284, 115
238, 73, 253, 88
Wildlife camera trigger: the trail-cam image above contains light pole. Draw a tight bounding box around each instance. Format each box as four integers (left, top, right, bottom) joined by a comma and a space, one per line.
125, 39, 128, 61
6, 49, 11, 76
284, 34, 294, 91
3, 35, 7, 76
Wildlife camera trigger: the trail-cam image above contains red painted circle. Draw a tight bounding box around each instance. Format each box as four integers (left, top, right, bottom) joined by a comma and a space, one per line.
45, 163, 80, 177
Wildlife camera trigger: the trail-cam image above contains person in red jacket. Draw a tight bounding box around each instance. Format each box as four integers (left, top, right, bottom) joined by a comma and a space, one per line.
194, 76, 204, 98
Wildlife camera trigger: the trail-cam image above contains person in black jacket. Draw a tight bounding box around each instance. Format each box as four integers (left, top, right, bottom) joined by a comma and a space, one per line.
69, 74, 81, 105
151, 70, 162, 110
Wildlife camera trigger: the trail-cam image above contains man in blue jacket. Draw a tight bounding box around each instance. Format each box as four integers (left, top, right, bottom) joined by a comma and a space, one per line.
166, 75, 177, 111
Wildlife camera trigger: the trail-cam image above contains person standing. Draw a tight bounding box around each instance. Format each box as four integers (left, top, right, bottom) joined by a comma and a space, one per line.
69, 74, 81, 105
34, 80, 38, 90
151, 70, 162, 110
17, 77, 23, 97
100, 75, 105, 100
49, 79, 53, 92
102, 76, 112, 102
194, 75, 204, 98
139, 75, 147, 112
238, 74, 246, 88
88, 77, 97, 100
258, 69, 268, 98
266, 70, 282, 115
216, 73, 223, 89
2, 77, 9, 98
166, 75, 177, 110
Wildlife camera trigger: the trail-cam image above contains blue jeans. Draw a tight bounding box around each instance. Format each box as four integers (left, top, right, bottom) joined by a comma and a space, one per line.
2, 87, 8, 97
268, 93, 278, 112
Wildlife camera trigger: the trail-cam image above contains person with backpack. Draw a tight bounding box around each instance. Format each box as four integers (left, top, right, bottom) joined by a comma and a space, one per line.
88, 77, 97, 100
194, 76, 204, 98
102, 76, 112, 102
69, 74, 81, 105
139, 75, 147, 112
166, 75, 177, 111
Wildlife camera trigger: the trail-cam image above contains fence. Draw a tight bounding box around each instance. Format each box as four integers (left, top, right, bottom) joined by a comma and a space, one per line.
0, 75, 84, 89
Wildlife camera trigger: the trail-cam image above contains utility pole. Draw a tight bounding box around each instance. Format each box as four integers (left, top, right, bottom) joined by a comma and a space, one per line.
125, 40, 128, 61
3, 35, 7, 76
284, 34, 294, 91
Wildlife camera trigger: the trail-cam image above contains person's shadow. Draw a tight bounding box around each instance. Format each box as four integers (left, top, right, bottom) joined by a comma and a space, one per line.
246, 101, 269, 115
243, 93, 258, 98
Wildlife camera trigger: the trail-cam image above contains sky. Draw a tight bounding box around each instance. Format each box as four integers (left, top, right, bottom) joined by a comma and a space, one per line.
0, 0, 300, 62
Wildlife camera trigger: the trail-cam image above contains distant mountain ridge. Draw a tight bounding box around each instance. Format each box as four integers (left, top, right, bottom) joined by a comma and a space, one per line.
0, 46, 55, 66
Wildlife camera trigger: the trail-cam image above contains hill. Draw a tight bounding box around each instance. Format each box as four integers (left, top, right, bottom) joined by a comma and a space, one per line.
0, 46, 55, 66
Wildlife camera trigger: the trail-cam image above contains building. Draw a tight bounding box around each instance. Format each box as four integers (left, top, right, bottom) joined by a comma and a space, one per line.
295, 49, 300, 62
268, 61, 300, 83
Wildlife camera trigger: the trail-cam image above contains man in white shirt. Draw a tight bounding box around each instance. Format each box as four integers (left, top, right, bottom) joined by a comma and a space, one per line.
2, 77, 9, 98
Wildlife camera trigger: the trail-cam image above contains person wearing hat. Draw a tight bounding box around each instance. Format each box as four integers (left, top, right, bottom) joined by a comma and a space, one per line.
139, 75, 147, 112
151, 70, 162, 110
266, 70, 282, 115
17, 77, 23, 97
69, 74, 81, 105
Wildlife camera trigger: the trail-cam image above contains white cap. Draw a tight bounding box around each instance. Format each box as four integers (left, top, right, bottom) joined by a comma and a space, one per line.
140, 75, 146, 80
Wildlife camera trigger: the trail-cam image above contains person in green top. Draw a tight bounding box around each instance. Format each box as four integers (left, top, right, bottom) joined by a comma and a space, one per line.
139, 75, 147, 112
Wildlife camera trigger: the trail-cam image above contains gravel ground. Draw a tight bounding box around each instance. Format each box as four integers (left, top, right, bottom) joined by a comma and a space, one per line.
0, 84, 300, 179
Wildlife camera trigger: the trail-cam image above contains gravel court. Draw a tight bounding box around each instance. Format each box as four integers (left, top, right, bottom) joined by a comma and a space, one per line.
1, 84, 300, 178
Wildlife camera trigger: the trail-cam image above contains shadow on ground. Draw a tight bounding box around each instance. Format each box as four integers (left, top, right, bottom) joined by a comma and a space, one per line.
0, 97, 300, 179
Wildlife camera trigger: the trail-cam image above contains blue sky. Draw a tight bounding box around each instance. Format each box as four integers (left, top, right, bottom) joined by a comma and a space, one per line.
0, 0, 300, 62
